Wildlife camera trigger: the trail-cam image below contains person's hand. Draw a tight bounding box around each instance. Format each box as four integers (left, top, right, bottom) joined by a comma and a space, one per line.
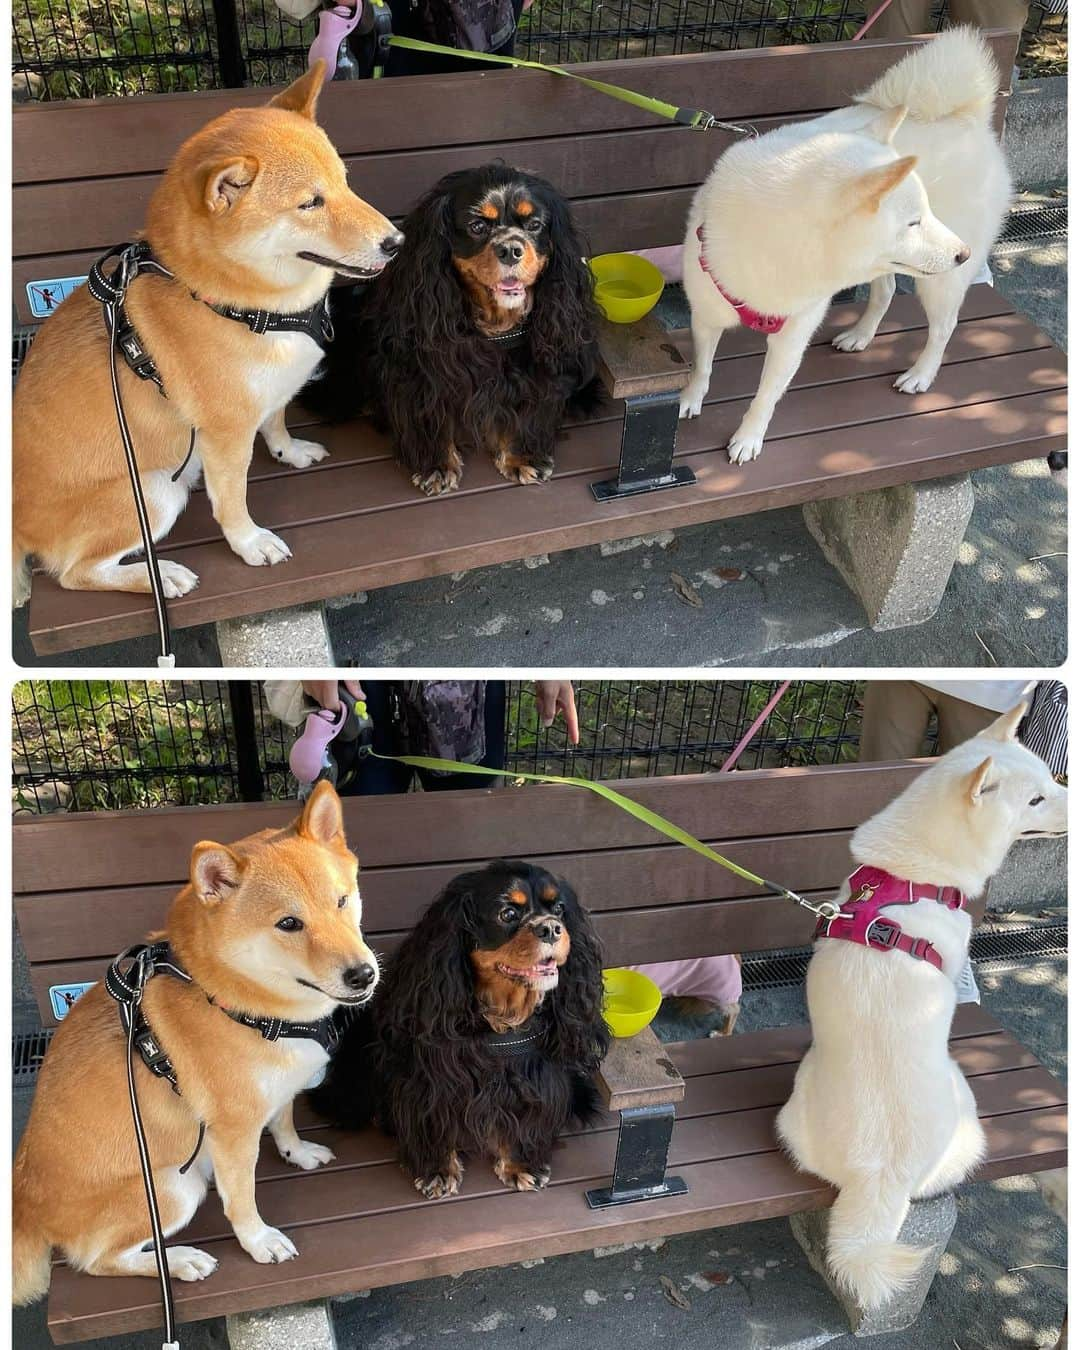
534, 681, 579, 744
302, 679, 364, 710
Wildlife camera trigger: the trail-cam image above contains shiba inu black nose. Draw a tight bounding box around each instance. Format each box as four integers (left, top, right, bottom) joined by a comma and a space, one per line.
343, 963, 376, 991
495, 239, 525, 264
534, 919, 563, 944
954, 246, 971, 266
380, 232, 404, 258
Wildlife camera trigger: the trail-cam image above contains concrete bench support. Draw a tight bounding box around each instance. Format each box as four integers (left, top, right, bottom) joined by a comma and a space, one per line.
227, 1297, 338, 1349
803, 473, 974, 630
216, 601, 334, 667
789, 1191, 958, 1337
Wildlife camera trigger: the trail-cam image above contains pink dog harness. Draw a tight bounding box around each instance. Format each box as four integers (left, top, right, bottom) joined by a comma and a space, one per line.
695, 225, 787, 335
814, 865, 969, 971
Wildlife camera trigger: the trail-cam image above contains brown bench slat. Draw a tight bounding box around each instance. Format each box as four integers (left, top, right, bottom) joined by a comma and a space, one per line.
15, 37, 1015, 186
45, 1019, 1062, 1341
27, 374, 1064, 651
13, 764, 924, 892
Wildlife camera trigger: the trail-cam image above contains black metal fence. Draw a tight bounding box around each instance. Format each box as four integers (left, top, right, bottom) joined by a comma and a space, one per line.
21, 0, 1065, 101
12, 679, 882, 812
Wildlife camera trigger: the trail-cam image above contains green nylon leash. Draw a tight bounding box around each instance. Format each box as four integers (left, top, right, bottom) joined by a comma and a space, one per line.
364, 749, 839, 921
386, 35, 755, 135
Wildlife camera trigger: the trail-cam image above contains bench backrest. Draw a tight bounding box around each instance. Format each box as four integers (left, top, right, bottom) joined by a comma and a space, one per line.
12, 33, 1017, 326
13, 760, 978, 1026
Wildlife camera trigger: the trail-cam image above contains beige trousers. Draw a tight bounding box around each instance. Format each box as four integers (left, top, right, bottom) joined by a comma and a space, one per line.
859, 681, 1000, 761
861, 0, 1030, 39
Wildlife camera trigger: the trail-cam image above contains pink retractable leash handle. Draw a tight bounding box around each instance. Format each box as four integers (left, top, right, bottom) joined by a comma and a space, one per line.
290, 703, 349, 784
310, 2, 363, 79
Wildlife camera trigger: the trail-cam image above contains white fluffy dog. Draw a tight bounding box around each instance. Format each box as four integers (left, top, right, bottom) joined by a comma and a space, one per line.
680, 28, 1012, 463
776, 706, 1067, 1310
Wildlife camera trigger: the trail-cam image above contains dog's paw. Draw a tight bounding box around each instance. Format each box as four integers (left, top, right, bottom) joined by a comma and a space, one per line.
894, 366, 937, 395
727, 426, 764, 465
833, 328, 873, 353
494, 1158, 551, 1192
282, 1139, 335, 1171
232, 528, 292, 567
157, 560, 200, 597
415, 1170, 461, 1200
502, 460, 554, 486
411, 466, 462, 497
273, 437, 329, 470
167, 1246, 219, 1282
679, 384, 707, 419
240, 1225, 299, 1265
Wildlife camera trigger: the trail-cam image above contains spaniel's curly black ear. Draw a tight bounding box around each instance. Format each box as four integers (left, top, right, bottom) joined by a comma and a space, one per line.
528, 185, 601, 380
547, 878, 610, 1070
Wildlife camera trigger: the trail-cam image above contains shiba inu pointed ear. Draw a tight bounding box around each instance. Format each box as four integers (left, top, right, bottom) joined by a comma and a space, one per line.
298, 779, 346, 846
191, 841, 245, 902
202, 157, 259, 214
269, 61, 326, 120
854, 155, 918, 212
966, 756, 996, 804
982, 702, 1026, 743
864, 106, 908, 145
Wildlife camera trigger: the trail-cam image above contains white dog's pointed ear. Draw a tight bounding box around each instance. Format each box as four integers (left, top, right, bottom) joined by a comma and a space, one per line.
982, 702, 1026, 743
864, 105, 908, 144
854, 155, 918, 212
202, 157, 259, 215
269, 61, 325, 120
966, 756, 995, 805
298, 779, 346, 846
191, 842, 244, 903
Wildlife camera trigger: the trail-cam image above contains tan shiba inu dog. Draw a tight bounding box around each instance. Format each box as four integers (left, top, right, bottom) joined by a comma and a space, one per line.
13, 783, 378, 1304
13, 63, 400, 605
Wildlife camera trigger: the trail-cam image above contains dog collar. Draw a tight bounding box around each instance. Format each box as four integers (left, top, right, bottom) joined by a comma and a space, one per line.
695, 226, 787, 334
481, 317, 531, 349
482, 1015, 546, 1056
813, 865, 970, 971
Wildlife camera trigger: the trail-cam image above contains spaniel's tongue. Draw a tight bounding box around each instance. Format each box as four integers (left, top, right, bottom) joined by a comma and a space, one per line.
497, 278, 525, 297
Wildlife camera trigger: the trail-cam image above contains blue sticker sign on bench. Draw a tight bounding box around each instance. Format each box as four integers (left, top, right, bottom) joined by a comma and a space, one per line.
49, 981, 95, 1020
26, 275, 87, 319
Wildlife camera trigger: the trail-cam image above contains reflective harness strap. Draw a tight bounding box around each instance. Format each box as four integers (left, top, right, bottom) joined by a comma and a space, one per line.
814, 865, 969, 971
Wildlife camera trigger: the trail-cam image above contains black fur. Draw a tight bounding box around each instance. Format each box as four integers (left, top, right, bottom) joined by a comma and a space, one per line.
301, 163, 605, 488
309, 860, 609, 1191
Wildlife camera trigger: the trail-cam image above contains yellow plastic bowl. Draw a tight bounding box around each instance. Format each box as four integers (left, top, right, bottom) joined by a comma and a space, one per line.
589, 253, 665, 324
602, 968, 662, 1038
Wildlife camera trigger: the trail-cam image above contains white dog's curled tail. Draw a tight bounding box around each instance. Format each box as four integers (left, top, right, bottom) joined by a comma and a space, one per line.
856, 26, 1001, 127
826, 1175, 929, 1311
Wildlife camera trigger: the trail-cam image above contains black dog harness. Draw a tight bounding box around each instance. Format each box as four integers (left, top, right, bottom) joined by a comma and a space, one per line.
482, 318, 531, 351
482, 1016, 546, 1057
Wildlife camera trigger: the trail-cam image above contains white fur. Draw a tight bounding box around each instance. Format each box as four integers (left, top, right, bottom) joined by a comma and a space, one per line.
680, 28, 1012, 458
776, 708, 1067, 1311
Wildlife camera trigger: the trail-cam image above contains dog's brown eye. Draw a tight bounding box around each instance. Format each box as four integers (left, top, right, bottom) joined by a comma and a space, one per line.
525, 218, 543, 233
468, 220, 488, 237
1029, 795, 1045, 806
276, 916, 304, 932
338, 895, 348, 909
299, 195, 324, 211
500, 906, 519, 924
550, 901, 565, 916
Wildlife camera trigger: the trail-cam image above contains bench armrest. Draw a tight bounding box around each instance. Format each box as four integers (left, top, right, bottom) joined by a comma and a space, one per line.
595, 313, 692, 402
596, 1025, 686, 1111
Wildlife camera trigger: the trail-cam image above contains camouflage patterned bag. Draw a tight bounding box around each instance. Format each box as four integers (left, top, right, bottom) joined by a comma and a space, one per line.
390, 681, 487, 775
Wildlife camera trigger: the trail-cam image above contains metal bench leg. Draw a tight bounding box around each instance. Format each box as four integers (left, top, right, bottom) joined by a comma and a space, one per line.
591, 390, 696, 501
215, 601, 334, 667
227, 1297, 338, 1349
803, 472, 973, 631
790, 1192, 957, 1336
585, 1103, 688, 1209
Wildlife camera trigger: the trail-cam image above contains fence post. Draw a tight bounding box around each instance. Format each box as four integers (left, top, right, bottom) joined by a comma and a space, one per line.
229, 682, 265, 801
212, 0, 247, 87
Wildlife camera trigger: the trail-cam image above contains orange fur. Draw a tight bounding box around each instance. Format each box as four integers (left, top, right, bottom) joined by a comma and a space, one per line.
12, 63, 397, 604
12, 783, 377, 1302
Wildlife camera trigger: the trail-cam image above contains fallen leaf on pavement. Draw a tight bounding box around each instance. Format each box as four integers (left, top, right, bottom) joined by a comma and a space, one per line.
716, 567, 743, 580
660, 1275, 692, 1310
703, 1270, 733, 1286
670, 572, 702, 607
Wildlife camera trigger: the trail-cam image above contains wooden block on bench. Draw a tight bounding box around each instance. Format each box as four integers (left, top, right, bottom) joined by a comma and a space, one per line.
595, 313, 692, 400
597, 1025, 685, 1111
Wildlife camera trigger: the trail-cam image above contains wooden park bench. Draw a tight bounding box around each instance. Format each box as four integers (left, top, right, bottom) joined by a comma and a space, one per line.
13, 760, 1066, 1343
13, 31, 1066, 661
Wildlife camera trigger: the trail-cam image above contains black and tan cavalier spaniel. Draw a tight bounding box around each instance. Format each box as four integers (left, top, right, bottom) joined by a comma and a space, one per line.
310, 860, 609, 1197
302, 163, 603, 496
